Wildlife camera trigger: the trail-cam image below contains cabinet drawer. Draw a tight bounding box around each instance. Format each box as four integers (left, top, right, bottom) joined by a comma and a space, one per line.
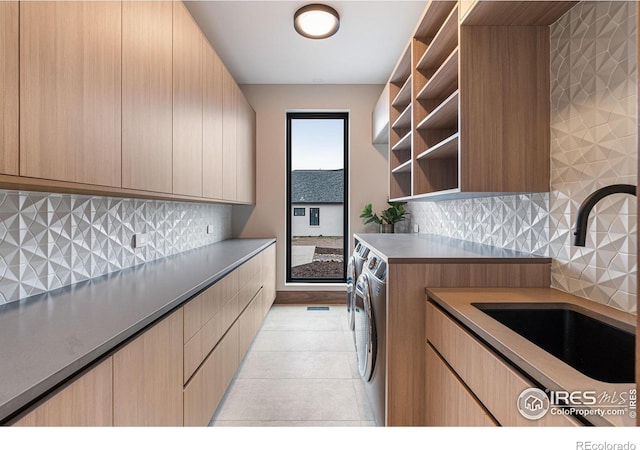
426, 345, 497, 426
238, 288, 263, 360
237, 273, 261, 313
238, 254, 260, 287
426, 302, 580, 426
184, 280, 223, 343
184, 270, 239, 343
184, 294, 239, 383
184, 321, 239, 426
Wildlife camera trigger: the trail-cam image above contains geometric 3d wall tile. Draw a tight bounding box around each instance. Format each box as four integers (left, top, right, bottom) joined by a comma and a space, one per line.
405, 193, 550, 257
549, 0, 637, 313
0, 191, 231, 304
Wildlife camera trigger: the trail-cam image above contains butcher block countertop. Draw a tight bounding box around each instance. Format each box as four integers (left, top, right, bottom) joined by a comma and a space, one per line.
426, 287, 636, 427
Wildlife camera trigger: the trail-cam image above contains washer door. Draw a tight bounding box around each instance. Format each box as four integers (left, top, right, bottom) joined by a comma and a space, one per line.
354, 274, 376, 382
346, 256, 356, 331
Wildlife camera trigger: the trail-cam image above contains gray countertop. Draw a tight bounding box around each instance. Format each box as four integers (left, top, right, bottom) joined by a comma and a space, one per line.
0, 237, 275, 424
353, 233, 551, 264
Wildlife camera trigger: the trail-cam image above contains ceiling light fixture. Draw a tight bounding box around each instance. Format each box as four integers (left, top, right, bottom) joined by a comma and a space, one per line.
294, 4, 340, 39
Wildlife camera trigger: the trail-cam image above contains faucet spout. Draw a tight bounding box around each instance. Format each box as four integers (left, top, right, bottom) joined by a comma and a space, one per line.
573, 184, 637, 247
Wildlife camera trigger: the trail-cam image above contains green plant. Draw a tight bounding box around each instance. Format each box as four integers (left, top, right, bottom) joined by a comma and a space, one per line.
360, 201, 408, 225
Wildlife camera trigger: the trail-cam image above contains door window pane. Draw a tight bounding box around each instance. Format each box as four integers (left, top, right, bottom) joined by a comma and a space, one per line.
310, 208, 320, 226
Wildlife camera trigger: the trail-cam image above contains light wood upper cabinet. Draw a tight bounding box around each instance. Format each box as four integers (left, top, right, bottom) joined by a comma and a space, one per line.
113, 309, 184, 426
13, 358, 113, 427
222, 67, 238, 201
202, 41, 224, 200
122, 1, 173, 194
0, 1, 18, 176
20, 1, 122, 187
236, 90, 256, 204
173, 1, 203, 197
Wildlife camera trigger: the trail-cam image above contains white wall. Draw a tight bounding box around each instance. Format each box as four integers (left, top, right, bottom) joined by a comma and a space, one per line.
291, 204, 343, 237
232, 84, 388, 292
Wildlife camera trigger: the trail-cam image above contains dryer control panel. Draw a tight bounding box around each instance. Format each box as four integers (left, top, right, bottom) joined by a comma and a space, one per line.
367, 254, 387, 282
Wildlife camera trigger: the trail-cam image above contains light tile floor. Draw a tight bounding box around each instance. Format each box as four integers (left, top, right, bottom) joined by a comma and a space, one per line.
210, 305, 376, 426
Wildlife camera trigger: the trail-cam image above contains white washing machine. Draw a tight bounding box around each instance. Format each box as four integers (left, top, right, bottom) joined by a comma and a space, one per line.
346, 241, 369, 332
354, 251, 387, 426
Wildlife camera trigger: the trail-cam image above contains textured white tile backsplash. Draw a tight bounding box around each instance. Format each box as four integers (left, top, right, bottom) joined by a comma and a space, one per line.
0, 191, 231, 303
407, 1, 638, 313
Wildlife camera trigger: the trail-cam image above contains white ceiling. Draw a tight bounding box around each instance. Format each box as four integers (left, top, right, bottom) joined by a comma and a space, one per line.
186, 1, 427, 85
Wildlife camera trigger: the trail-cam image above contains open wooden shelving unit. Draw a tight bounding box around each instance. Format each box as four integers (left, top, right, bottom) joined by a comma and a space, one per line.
385, 0, 576, 202
388, 44, 413, 199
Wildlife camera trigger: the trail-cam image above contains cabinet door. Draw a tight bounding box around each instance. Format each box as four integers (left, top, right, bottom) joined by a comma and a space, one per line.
122, 1, 173, 193
222, 67, 237, 201
236, 91, 256, 203
184, 321, 239, 426
238, 289, 263, 360
202, 41, 224, 200
261, 244, 276, 316
0, 0, 18, 175
113, 309, 184, 426
173, 1, 203, 197
20, 1, 122, 187
426, 345, 496, 426
13, 358, 113, 427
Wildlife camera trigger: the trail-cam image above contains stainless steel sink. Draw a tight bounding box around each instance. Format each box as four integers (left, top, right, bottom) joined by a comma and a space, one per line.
472, 302, 635, 383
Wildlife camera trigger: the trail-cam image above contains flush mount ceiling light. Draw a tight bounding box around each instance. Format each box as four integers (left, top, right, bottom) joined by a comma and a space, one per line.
294, 4, 340, 39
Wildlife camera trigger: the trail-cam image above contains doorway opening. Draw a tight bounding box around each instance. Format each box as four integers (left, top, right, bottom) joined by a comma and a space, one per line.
286, 112, 348, 283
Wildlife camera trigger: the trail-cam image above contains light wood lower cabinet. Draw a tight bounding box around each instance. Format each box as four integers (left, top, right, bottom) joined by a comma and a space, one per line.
184, 321, 240, 426
12, 244, 275, 427
0, 0, 18, 176
261, 244, 277, 316
238, 289, 264, 360
426, 301, 580, 426
113, 308, 184, 426
13, 358, 113, 427
426, 345, 496, 426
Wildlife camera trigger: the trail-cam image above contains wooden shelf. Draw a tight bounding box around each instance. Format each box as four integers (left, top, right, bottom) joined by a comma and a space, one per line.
390, 44, 411, 85
417, 90, 458, 130
417, 48, 458, 101
417, 6, 458, 72
414, 1, 457, 41
408, 188, 462, 201
391, 159, 412, 174
392, 75, 412, 108
416, 133, 459, 160
461, 1, 577, 26
391, 103, 412, 130
389, 194, 414, 202
391, 131, 412, 152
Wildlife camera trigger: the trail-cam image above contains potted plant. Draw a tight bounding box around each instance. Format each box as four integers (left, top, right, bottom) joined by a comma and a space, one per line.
360, 201, 408, 233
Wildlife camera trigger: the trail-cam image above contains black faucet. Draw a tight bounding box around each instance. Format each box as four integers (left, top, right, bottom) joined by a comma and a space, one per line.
573, 184, 637, 246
